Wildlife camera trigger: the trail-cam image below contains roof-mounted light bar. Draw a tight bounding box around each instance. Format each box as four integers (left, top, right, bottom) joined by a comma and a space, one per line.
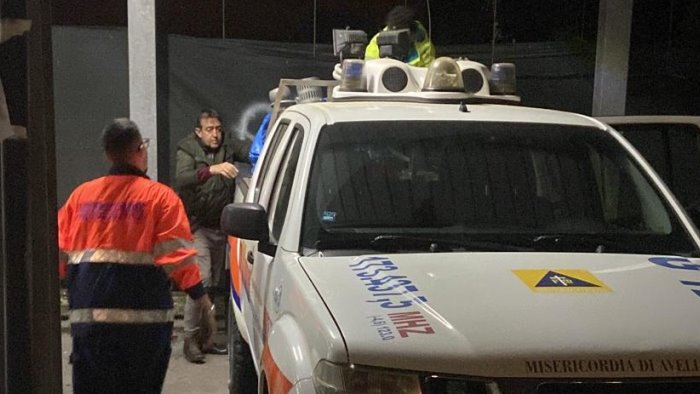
332, 57, 520, 104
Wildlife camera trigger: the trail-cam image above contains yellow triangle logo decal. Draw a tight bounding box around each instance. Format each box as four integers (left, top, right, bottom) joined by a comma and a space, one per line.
513, 269, 612, 292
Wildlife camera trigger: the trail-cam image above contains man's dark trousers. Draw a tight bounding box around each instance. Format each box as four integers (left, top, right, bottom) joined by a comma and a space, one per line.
71, 323, 173, 393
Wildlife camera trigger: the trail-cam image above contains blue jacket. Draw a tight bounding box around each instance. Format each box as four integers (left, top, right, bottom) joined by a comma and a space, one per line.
249, 111, 272, 170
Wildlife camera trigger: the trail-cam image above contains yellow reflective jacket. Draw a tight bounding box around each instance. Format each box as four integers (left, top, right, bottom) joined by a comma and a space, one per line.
364, 21, 436, 67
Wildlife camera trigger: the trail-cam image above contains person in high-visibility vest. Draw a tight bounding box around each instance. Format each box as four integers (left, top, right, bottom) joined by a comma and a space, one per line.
364, 5, 436, 67
58, 118, 216, 393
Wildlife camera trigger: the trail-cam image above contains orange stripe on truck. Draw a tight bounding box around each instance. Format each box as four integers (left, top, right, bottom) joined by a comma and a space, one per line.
262, 345, 293, 394
228, 236, 241, 295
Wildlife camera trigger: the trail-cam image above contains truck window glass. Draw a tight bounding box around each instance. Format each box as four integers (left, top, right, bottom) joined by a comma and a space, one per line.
618, 123, 700, 208
254, 120, 290, 203
269, 127, 303, 243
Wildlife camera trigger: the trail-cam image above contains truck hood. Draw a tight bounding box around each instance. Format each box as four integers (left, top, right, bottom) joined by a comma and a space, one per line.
299, 252, 700, 378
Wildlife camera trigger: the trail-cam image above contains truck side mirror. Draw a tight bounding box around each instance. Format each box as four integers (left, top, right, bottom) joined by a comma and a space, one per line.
220, 203, 269, 242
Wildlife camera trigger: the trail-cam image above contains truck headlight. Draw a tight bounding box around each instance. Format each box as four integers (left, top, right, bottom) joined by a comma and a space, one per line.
312, 360, 422, 394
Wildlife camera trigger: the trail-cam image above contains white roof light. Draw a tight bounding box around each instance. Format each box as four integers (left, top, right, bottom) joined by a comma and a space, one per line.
489, 63, 517, 95
422, 57, 465, 92
339, 59, 366, 92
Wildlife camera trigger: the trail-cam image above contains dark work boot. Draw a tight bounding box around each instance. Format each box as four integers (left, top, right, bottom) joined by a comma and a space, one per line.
184, 337, 205, 364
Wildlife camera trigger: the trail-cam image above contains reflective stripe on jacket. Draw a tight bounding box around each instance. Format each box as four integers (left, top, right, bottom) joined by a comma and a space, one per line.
58, 165, 202, 327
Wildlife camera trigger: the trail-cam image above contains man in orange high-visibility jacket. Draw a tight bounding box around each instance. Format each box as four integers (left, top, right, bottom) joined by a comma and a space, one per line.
58, 118, 217, 393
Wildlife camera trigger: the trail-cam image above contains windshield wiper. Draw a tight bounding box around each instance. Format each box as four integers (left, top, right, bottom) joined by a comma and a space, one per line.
370, 234, 532, 253
312, 237, 373, 251
532, 234, 625, 253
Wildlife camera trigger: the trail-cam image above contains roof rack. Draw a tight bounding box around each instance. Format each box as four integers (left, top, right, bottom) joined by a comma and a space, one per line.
267, 78, 340, 133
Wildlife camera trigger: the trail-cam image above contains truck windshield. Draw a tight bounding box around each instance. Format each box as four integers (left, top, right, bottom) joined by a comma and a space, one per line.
301, 121, 697, 255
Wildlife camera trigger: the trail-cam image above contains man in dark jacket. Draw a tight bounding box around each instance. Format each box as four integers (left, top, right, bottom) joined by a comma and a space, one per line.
175, 109, 250, 363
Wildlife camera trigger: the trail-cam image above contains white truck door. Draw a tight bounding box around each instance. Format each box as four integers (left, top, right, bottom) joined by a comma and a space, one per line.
244, 117, 306, 366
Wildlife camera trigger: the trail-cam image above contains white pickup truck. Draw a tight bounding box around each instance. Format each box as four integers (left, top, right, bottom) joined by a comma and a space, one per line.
222, 57, 700, 394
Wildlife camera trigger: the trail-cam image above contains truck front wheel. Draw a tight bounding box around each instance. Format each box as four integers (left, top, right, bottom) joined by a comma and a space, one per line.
228, 305, 257, 394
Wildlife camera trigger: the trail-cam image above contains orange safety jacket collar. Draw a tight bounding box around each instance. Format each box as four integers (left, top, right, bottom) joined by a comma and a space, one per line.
108, 163, 148, 178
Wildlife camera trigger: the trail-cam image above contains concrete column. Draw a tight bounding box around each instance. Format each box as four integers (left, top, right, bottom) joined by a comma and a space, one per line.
592, 0, 634, 116
128, 0, 158, 179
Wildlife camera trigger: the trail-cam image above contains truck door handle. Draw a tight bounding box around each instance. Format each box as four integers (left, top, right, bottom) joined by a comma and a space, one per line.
246, 251, 254, 264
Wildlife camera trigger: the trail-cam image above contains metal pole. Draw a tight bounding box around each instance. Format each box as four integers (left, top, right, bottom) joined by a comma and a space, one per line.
222, 0, 226, 38
491, 0, 498, 65
426, 0, 432, 40
313, 0, 317, 58
667, 0, 675, 56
